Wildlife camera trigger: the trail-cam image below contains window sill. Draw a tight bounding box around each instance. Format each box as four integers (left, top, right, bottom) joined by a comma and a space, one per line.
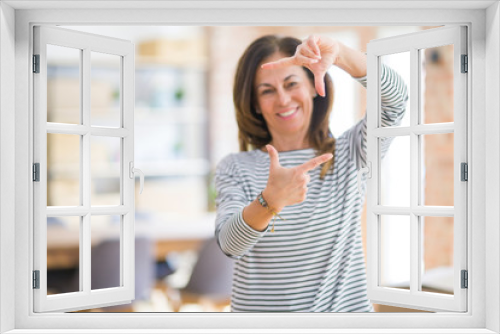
4, 329, 498, 334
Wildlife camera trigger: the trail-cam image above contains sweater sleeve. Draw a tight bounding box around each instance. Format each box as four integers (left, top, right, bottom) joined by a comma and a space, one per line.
342, 63, 409, 170
214, 154, 267, 259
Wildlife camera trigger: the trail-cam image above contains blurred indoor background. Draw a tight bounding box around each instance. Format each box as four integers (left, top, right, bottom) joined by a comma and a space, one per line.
45, 25, 453, 313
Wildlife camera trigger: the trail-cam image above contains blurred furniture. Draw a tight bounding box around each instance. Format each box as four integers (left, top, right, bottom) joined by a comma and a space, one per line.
46, 213, 215, 270
64, 237, 155, 311
90, 237, 154, 300
166, 237, 233, 312
46, 214, 215, 310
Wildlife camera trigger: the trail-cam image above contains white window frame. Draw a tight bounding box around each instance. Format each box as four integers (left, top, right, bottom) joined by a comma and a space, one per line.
33, 25, 136, 313
366, 25, 468, 312
0, 2, 499, 333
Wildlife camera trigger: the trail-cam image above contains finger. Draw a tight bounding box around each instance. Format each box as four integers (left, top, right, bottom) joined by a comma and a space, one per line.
266, 144, 281, 169
296, 153, 333, 173
261, 56, 296, 70
306, 35, 321, 58
314, 72, 326, 97
295, 54, 319, 66
298, 43, 320, 60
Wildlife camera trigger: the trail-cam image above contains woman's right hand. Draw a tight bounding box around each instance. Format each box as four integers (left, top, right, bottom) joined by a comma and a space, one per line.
261, 35, 342, 97
262, 145, 333, 212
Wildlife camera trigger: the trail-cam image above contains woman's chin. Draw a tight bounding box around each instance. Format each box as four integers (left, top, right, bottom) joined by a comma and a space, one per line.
275, 125, 307, 137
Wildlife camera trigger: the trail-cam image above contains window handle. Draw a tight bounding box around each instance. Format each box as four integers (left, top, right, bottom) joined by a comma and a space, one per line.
357, 162, 372, 195
129, 162, 144, 194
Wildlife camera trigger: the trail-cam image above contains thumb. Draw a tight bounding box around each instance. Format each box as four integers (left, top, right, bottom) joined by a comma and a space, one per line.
266, 145, 280, 169
314, 71, 326, 97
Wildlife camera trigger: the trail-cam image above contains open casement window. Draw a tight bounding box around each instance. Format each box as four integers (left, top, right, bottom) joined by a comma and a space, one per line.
33, 26, 140, 312
365, 25, 467, 312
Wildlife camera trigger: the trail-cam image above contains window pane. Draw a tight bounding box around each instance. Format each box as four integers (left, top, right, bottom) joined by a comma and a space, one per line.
47, 133, 80, 206
420, 44, 454, 124
47, 44, 81, 124
47, 216, 80, 294
380, 215, 411, 290
420, 216, 454, 295
91, 136, 121, 206
421, 133, 454, 206
380, 51, 410, 127
380, 136, 410, 206
91, 52, 121, 128
91, 215, 121, 290
135, 176, 208, 216
135, 122, 207, 162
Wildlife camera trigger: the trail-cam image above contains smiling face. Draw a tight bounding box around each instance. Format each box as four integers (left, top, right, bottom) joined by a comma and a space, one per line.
254, 52, 317, 145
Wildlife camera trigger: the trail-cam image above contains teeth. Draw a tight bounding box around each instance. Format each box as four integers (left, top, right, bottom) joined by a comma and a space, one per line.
279, 109, 296, 117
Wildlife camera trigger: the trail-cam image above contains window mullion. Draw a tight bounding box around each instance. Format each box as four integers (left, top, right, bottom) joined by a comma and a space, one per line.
373, 205, 454, 216
46, 206, 129, 216
373, 123, 454, 137
410, 46, 419, 294
413, 123, 454, 135
82, 47, 91, 294
46, 123, 130, 137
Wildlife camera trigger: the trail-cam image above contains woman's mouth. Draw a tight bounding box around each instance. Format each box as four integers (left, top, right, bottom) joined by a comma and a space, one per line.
277, 107, 298, 119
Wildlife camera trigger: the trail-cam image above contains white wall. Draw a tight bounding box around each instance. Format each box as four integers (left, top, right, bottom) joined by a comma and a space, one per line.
485, 2, 500, 333
0, 2, 16, 333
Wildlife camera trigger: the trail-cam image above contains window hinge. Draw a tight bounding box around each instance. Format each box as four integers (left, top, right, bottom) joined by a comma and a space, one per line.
33, 270, 40, 289
33, 163, 40, 182
461, 54, 468, 73
461, 162, 468, 181
33, 55, 40, 73
461, 270, 468, 289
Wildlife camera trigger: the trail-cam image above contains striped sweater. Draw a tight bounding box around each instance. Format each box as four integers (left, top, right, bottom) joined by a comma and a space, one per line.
214, 64, 408, 312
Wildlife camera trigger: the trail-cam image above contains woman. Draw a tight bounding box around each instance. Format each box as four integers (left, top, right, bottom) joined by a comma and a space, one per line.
214, 35, 408, 312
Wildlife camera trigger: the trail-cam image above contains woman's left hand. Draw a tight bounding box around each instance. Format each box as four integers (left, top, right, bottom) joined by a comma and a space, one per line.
261, 35, 342, 97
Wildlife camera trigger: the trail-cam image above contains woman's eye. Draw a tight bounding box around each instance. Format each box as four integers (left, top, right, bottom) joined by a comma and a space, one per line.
261, 90, 273, 95
287, 82, 298, 88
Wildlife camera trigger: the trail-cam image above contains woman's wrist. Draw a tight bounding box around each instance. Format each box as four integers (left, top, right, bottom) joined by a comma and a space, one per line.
262, 188, 284, 213
334, 42, 367, 78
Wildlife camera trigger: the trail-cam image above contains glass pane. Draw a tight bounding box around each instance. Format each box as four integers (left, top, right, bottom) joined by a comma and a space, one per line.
91, 52, 121, 128
420, 216, 454, 295
380, 215, 411, 290
421, 133, 454, 206
380, 136, 410, 206
380, 52, 410, 127
47, 216, 80, 294
47, 44, 81, 124
91, 136, 121, 206
135, 176, 208, 216
47, 133, 80, 206
420, 44, 454, 124
91, 215, 121, 290
135, 66, 182, 109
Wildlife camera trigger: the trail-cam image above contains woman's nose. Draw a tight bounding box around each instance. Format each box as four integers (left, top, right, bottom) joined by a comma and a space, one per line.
277, 89, 291, 106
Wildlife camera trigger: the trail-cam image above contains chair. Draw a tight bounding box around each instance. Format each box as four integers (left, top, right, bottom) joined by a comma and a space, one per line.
166, 237, 233, 312
88, 236, 155, 311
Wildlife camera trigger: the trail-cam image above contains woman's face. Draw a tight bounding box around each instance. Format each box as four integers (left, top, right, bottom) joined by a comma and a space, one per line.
254, 52, 317, 141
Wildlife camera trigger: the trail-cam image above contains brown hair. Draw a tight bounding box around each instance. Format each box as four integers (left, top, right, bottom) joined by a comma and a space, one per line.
233, 35, 336, 179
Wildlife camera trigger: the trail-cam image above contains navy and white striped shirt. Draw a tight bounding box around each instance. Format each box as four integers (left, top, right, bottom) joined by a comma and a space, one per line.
215, 64, 408, 312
